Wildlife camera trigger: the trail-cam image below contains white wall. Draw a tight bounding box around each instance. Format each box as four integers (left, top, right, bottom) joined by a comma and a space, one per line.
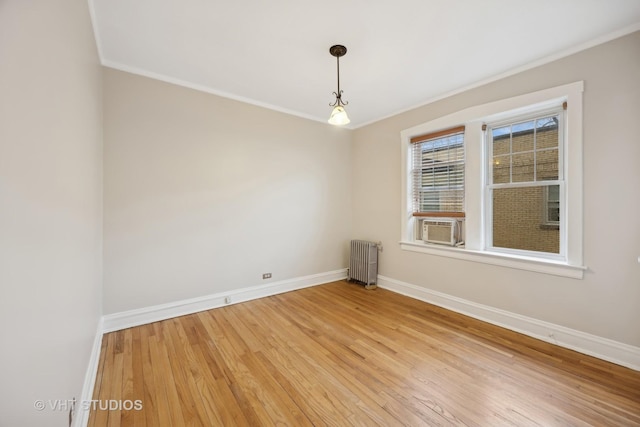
103, 69, 352, 314
352, 31, 640, 348
0, 0, 103, 425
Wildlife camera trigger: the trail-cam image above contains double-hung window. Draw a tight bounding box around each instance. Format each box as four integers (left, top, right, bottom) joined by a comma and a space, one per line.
486, 109, 564, 258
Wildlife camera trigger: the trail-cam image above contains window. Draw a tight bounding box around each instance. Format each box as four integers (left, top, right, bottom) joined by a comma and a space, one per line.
400, 81, 584, 278
410, 126, 465, 216
543, 185, 560, 226
486, 110, 564, 257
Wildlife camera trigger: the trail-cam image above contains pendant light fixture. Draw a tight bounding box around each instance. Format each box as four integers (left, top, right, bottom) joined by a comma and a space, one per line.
328, 44, 350, 126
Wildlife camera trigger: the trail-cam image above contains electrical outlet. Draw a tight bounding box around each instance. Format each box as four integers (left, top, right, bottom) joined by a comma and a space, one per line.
262, 273, 272, 279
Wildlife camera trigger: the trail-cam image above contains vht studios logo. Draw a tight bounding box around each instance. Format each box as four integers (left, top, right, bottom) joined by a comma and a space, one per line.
34, 399, 143, 412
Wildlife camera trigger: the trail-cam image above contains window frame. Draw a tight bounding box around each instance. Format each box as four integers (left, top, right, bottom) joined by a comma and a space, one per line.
399, 82, 585, 279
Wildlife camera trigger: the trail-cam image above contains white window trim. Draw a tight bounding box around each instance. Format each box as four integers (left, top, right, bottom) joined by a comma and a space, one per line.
400, 81, 585, 279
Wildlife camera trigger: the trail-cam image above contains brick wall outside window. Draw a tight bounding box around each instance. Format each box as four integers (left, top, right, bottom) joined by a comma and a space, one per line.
492, 127, 559, 253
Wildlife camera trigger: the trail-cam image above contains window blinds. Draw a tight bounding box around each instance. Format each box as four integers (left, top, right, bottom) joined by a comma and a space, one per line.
410, 126, 465, 216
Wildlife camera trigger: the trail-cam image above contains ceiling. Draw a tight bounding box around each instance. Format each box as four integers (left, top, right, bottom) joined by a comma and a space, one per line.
90, 0, 640, 128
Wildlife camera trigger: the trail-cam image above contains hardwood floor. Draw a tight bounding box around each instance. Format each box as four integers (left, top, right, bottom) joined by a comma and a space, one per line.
88, 281, 640, 426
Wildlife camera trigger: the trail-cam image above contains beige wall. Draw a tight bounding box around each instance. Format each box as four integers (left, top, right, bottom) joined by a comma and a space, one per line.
0, 0, 103, 425
103, 69, 352, 314
352, 31, 640, 347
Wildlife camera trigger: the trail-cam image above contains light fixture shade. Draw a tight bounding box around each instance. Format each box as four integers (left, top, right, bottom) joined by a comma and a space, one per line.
328, 105, 350, 125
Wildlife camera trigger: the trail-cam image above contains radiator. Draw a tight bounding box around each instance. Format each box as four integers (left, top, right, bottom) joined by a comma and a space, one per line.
348, 240, 378, 289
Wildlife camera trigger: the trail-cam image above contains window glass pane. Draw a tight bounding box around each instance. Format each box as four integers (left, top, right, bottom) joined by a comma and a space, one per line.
512, 120, 535, 133
492, 127, 510, 155
511, 152, 535, 182
492, 156, 510, 184
548, 202, 560, 222
536, 117, 556, 128
512, 120, 535, 153
492, 187, 560, 253
536, 149, 558, 180
536, 118, 559, 149
546, 185, 560, 223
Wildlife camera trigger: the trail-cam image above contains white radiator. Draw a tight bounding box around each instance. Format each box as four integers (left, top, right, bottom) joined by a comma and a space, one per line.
348, 240, 378, 289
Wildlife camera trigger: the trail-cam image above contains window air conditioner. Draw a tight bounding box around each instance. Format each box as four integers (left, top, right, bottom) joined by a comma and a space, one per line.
422, 219, 458, 246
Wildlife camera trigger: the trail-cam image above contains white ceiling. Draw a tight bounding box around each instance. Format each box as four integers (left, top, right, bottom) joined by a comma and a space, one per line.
90, 0, 640, 128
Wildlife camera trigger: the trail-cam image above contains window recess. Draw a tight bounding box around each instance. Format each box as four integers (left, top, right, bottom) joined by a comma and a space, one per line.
400, 81, 584, 278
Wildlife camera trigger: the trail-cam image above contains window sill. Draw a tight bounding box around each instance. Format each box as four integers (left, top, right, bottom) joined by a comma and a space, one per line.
399, 241, 585, 279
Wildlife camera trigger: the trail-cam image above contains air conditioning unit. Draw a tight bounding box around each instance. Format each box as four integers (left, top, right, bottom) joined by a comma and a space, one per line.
422, 218, 458, 246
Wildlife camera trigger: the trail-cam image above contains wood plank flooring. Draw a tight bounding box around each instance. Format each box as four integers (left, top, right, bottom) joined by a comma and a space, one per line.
88, 281, 640, 426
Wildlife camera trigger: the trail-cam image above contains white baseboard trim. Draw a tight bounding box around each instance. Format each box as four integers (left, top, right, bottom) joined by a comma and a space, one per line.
103, 269, 348, 333
378, 275, 640, 371
74, 317, 104, 427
